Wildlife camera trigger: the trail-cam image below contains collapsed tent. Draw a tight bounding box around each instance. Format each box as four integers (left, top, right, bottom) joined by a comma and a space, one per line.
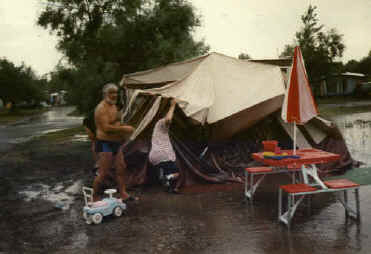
118, 52, 358, 189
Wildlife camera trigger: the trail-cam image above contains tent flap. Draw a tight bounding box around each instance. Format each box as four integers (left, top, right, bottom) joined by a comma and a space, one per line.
121, 52, 286, 125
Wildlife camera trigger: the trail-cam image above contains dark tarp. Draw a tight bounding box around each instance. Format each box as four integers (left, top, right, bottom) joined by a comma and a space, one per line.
120, 98, 359, 189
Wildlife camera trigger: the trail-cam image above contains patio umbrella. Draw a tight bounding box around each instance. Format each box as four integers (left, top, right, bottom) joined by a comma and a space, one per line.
281, 46, 319, 154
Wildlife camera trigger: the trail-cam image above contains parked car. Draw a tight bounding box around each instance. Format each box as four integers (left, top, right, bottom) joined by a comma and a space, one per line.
82, 187, 127, 224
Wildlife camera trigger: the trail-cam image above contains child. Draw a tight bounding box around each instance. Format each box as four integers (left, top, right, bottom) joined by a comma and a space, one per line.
149, 99, 180, 193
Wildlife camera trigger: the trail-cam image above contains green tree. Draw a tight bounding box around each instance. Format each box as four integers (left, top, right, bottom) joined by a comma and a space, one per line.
238, 53, 251, 60
38, 0, 209, 113
279, 44, 295, 58
280, 5, 345, 81
344, 50, 371, 80
37, 0, 142, 67
0, 59, 47, 107
344, 59, 359, 73
357, 51, 371, 77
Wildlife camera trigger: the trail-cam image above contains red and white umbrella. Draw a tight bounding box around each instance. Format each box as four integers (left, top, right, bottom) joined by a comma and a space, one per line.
281, 46, 319, 154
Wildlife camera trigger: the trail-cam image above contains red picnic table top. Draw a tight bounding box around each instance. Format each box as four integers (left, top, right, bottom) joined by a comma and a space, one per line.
251, 148, 340, 167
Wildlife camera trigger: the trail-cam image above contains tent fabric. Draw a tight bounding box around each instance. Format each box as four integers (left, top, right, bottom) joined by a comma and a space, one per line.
116, 52, 358, 189
121, 110, 357, 189
281, 46, 318, 124
128, 96, 161, 141
122, 111, 294, 188
121, 54, 207, 85
277, 116, 312, 149
121, 52, 286, 125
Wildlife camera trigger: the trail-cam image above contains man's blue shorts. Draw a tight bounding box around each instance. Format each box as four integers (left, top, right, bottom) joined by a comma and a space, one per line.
95, 140, 122, 155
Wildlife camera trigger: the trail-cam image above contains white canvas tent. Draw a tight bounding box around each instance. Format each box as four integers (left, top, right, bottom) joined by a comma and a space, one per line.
117, 52, 357, 187
121, 52, 286, 140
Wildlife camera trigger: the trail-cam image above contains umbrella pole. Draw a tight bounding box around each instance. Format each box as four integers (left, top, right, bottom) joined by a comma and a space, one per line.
293, 122, 297, 155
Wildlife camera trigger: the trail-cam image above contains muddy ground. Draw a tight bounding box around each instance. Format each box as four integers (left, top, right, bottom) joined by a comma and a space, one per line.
3, 100, 371, 253
0, 133, 247, 254
1, 130, 371, 254
0, 134, 92, 253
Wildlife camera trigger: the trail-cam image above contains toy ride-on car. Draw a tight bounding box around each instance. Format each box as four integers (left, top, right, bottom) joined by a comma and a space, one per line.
82, 187, 127, 224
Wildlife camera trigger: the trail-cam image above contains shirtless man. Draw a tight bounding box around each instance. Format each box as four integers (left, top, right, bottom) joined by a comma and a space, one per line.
93, 83, 136, 201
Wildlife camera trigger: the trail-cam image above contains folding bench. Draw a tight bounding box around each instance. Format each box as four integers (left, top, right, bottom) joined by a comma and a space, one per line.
278, 179, 360, 228
245, 166, 302, 202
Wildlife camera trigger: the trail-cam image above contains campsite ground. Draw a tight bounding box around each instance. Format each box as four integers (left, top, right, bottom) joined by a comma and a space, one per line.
318, 96, 371, 117
0, 107, 49, 125
1, 101, 371, 253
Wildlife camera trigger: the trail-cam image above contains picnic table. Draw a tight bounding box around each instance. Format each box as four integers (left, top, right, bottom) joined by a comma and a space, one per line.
246, 148, 360, 228
251, 148, 340, 189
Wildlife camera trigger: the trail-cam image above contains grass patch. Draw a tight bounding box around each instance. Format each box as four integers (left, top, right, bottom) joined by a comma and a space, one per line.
0, 126, 88, 168
316, 96, 371, 118
318, 104, 371, 117
67, 109, 83, 117
316, 96, 371, 105
38, 126, 86, 143
0, 108, 49, 124
0, 126, 92, 178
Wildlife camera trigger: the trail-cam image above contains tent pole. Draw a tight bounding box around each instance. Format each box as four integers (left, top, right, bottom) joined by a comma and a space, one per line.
294, 122, 297, 155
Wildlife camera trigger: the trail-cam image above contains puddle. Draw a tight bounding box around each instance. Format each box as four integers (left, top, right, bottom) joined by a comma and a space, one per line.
40, 128, 65, 135
0, 106, 83, 152
65, 180, 83, 194
9, 136, 35, 144
331, 112, 371, 166
18, 180, 83, 210
72, 134, 89, 142
65, 231, 89, 250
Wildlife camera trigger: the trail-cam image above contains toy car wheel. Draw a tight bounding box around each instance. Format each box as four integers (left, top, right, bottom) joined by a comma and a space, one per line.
92, 213, 103, 224
113, 206, 123, 217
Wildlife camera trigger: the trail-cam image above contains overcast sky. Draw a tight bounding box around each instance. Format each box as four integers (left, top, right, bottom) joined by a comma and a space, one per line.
1, 0, 371, 76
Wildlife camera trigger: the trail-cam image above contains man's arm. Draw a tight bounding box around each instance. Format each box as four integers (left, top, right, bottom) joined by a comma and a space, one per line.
96, 110, 134, 134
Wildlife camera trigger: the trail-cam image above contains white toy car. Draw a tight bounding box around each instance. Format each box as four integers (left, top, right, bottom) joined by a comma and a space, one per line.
82, 187, 127, 224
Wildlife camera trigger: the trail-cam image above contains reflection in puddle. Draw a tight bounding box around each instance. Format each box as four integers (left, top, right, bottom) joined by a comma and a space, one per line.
72, 134, 89, 142
18, 180, 83, 210
65, 180, 83, 194
331, 112, 371, 166
40, 128, 64, 135
9, 136, 34, 144
67, 231, 89, 250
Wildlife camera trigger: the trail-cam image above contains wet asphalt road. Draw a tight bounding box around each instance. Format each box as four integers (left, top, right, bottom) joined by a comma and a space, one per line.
1, 106, 371, 253
0, 106, 82, 153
